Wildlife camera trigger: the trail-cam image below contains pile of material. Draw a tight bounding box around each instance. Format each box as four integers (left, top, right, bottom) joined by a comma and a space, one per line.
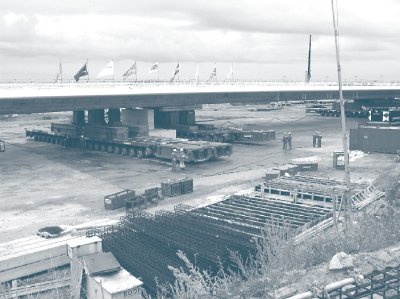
94, 195, 331, 296
161, 177, 193, 197
37, 225, 71, 238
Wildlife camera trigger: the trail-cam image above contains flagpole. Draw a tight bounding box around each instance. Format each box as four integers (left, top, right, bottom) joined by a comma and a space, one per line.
86, 59, 89, 82
135, 60, 138, 82
60, 57, 63, 84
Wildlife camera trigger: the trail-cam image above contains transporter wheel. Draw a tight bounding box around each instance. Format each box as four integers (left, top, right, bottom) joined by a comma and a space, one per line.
136, 149, 144, 159
144, 147, 152, 157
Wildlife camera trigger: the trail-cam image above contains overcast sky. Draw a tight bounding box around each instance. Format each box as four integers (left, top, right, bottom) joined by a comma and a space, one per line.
1, 0, 399, 82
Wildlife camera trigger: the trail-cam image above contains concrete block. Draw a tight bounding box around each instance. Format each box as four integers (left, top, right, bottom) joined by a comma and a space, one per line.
67, 236, 102, 259
122, 108, 154, 130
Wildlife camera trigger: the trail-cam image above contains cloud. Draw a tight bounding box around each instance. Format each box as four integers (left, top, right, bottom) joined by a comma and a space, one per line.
0, 0, 399, 81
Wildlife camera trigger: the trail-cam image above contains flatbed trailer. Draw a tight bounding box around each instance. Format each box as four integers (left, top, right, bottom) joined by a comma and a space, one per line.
25, 129, 232, 162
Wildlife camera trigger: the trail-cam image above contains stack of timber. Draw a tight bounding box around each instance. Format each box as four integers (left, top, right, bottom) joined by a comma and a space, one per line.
257, 175, 367, 203
26, 128, 233, 162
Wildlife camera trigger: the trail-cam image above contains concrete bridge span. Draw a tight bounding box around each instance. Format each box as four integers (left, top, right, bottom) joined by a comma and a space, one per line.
0, 83, 400, 115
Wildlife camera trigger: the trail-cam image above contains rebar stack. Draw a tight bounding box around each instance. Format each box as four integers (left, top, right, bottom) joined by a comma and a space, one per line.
89, 195, 332, 296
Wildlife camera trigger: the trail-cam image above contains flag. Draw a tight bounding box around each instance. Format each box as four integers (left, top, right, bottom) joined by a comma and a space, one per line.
226, 65, 233, 80
97, 60, 114, 79
149, 62, 159, 73
170, 63, 180, 82
173, 63, 180, 76
55, 59, 62, 83
74, 63, 88, 82
209, 66, 217, 80
195, 64, 199, 82
123, 61, 137, 80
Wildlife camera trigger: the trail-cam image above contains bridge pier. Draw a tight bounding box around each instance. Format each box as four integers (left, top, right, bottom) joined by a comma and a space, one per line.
121, 108, 154, 129
87, 109, 106, 126
154, 108, 196, 128
72, 110, 85, 126
107, 108, 121, 126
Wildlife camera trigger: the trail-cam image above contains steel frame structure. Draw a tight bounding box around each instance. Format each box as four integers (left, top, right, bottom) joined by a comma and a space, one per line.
320, 266, 400, 299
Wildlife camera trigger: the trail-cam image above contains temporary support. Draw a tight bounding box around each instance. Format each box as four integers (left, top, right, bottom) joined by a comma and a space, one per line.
154, 109, 196, 127
107, 108, 122, 126
121, 108, 154, 130
87, 109, 106, 126
72, 110, 85, 126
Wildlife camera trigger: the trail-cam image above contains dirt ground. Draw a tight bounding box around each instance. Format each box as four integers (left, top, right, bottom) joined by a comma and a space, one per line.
0, 104, 398, 243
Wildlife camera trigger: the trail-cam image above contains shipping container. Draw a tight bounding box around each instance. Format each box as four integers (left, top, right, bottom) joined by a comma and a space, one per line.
350, 126, 400, 154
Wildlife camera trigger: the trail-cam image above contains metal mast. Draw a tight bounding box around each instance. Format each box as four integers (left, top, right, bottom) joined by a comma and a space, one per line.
306, 35, 312, 83
331, 0, 352, 227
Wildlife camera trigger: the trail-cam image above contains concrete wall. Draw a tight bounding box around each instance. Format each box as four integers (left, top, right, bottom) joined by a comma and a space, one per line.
121, 108, 154, 130
350, 126, 400, 153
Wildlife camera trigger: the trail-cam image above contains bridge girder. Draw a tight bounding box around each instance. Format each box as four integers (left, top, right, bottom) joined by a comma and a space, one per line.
0, 88, 399, 115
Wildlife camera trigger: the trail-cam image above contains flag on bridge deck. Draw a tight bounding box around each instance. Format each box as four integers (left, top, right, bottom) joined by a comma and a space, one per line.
55, 58, 62, 83
97, 60, 114, 79
195, 64, 199, 83
209, 65, 217, 81
149, 62, 159, 73
74, 62, 89, 82
170, 62, 180, 82
123, 61, 137, 81
226, 64, 233, 80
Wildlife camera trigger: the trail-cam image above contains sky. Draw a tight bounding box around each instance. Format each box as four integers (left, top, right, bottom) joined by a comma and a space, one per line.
0, 0, 399, 82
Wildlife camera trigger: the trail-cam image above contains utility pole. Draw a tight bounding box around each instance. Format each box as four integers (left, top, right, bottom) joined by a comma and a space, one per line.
331, 0, 352, 228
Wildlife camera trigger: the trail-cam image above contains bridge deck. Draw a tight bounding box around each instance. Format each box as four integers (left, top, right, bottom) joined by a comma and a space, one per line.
0, 82, 399, 115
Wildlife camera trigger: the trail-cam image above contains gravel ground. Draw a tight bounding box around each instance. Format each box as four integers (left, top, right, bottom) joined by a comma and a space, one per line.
0, 104, 397, 242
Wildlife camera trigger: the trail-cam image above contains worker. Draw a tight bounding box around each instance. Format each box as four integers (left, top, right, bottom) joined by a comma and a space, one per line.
282, 132, 288, 150
171, 149, 178, 172
316, 131, 322, 148
287, 132, 292, 150
179, 148, 186, 171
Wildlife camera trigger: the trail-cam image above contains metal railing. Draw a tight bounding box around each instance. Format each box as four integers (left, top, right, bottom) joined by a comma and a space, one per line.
1, 79, 400, 90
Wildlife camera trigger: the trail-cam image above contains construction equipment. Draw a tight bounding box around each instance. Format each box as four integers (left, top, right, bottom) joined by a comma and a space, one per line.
175, 124, 276, 145
0, 140, 4, 152
25, 128, 233, 162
